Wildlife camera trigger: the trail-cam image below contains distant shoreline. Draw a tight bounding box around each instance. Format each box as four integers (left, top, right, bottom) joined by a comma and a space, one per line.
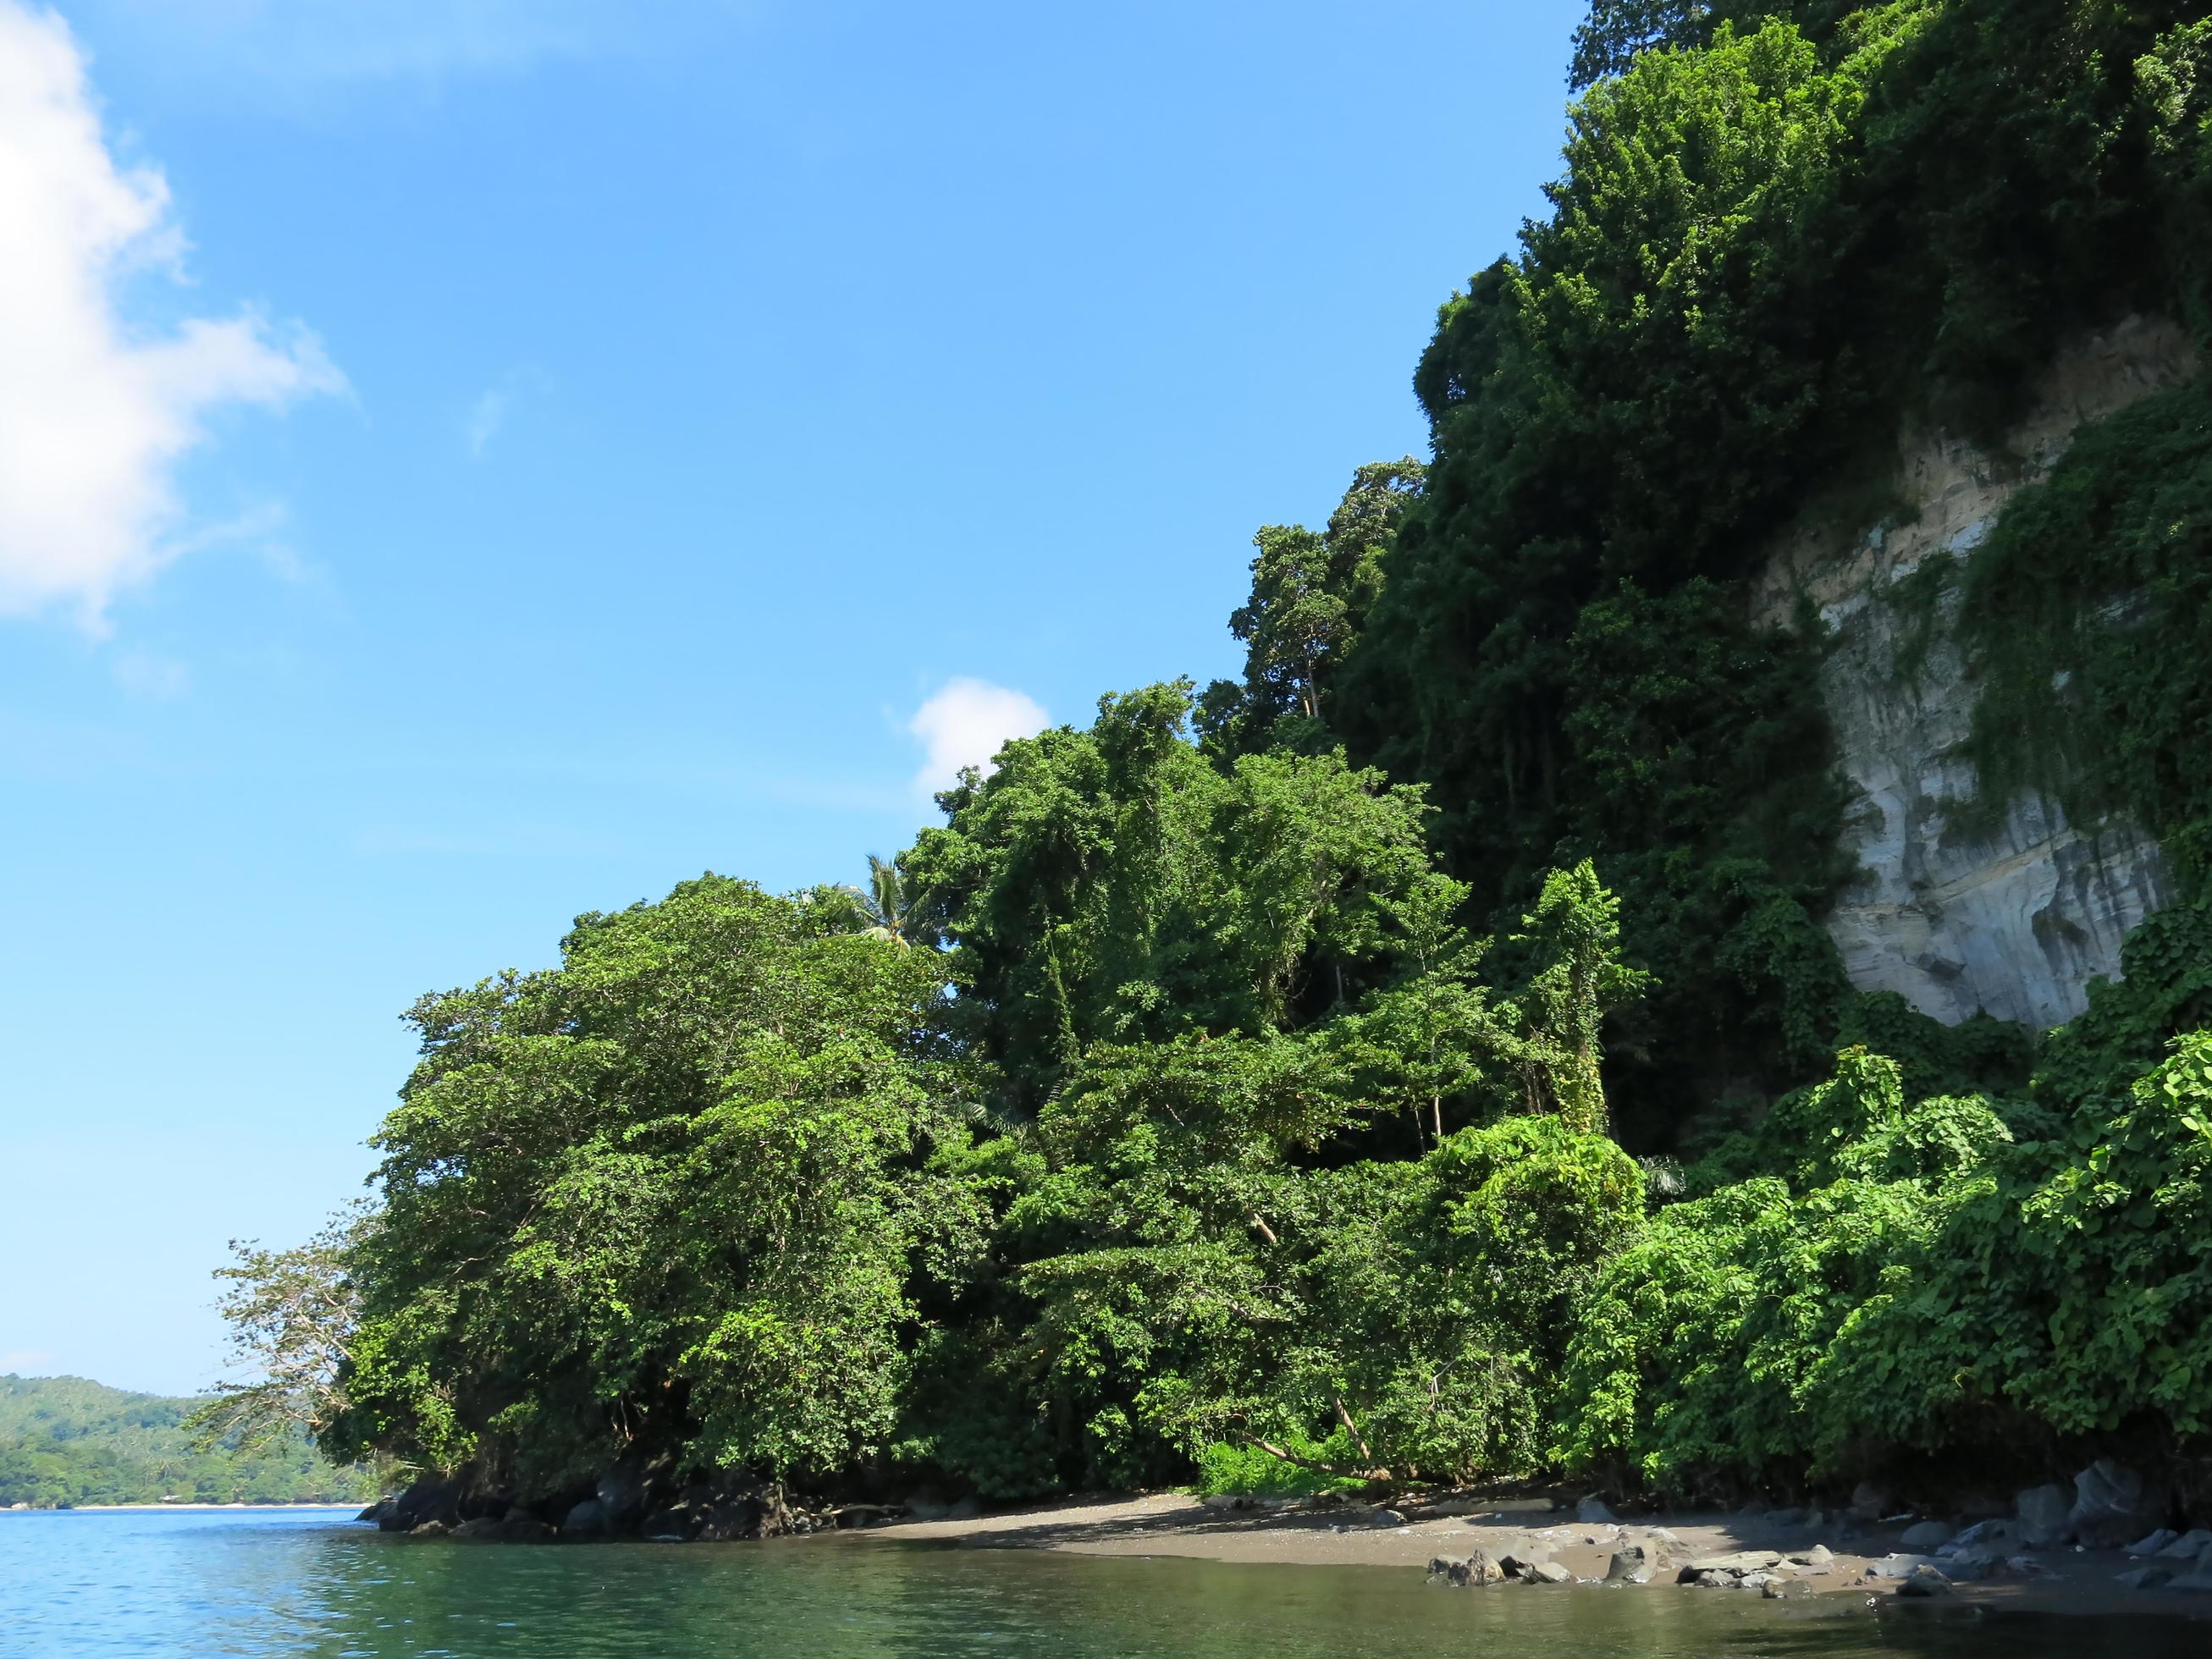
8, 1502, 367, 1513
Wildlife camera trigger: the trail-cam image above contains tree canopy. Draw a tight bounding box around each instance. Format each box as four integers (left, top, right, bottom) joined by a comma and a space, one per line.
207, 0, 2212, 1520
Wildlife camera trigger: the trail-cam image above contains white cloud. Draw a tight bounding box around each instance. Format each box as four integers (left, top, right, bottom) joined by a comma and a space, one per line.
908, 677, 1047, 799
0, 1348, 55, 1374
0, 2, 344, 628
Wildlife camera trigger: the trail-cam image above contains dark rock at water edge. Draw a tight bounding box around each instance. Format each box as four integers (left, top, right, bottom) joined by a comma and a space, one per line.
1896, 1565, 1953, 1598
357, 1463, 825, 1544
367, 1480, 460, 1535
1426, 1551, 1504, 1587
453, 1513, 553, 1542
2068, 1458, 2165, 1548
561, 1497, 610, 1538
1605, 1544, 1658, 1584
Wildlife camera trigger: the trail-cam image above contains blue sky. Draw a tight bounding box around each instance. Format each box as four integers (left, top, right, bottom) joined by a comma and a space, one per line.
0, 0, 1586, 1395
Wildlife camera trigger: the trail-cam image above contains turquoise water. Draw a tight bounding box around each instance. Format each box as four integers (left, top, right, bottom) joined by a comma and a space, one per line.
0, 1507, 2203, 1657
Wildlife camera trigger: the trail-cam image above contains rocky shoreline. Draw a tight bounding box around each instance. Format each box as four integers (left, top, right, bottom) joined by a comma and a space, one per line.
355, 1454, 2212, 1614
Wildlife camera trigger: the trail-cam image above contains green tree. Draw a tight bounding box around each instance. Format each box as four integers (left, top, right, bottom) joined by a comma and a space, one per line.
904, 681, 1442, 1114
841, 852, 938, 949
316, 877, 972, 1487
1201, 460, 1424, 759
1514, 861, 1652, 1136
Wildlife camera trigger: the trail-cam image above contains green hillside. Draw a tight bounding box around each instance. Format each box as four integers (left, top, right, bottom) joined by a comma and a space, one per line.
201, 1, 2212, 1520
0, 1375, 378, 1508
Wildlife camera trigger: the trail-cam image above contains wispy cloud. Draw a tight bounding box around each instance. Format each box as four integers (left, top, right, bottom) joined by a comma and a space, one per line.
0, 1348, 55, 1375
462, 367, 549, 460
0, 2, 345, 630
907, 678, 1047, 800
112, 650, 191, 700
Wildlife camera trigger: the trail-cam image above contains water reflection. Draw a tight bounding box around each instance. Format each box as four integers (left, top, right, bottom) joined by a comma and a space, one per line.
2, 1510, 2204, 1658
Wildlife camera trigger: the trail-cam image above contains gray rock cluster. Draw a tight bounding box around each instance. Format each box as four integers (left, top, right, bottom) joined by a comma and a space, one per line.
1866, 1461, 2212, 1596
1675, 1546, 1829, 1596
1426, 1543, 1571, 1587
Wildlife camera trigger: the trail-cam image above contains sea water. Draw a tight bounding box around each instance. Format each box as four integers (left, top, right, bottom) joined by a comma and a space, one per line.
0, 1507, 2202, 1657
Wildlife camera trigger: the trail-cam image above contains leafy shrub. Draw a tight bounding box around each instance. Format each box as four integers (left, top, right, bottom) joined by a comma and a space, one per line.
1191, 1433, 1363, 1499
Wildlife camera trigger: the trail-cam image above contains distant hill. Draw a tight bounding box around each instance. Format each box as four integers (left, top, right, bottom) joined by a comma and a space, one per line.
0, 1375, 378, 1508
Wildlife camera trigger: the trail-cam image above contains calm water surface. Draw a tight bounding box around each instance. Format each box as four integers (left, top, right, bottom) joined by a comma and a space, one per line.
1, 1507, 2204, 1657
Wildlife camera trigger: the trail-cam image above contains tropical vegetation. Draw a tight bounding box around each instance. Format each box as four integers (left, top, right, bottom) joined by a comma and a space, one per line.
203, 0, 2212, 1518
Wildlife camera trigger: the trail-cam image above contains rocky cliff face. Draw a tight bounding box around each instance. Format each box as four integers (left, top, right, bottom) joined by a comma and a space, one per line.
1751, 316, 2196, 1029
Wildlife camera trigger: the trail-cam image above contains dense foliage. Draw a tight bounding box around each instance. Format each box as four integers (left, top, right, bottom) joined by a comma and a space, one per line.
0, 1375, 376, 1508
1312, 0, 2212, 1138
210, 0, 2212, 1517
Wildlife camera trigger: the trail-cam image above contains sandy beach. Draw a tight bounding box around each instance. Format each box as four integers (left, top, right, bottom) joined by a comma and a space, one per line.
821, 1490, 2212, 1617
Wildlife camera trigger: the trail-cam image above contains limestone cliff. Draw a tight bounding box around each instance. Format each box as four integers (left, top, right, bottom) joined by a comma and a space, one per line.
1751, 316, 2197, 1028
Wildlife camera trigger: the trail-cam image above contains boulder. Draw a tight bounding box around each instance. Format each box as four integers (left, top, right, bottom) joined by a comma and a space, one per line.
1606, 1546, 1655, 1584
2006, 1555, 2044, 1577
1763, 1577, 1814, 1600
2157, 1529, 2212, 1560
593, 1468, 649, 1529
1641, 1525, 1681, 1550
1367, 1508, 1407, 1529
2068, 1458, 2160, 1546
561, 1497, 610, 1538
1498, 1547, 1551, 1579
1426, 1551, 1504, 1588
1526, 1560, 1572, 1585
2118, 1566, 2176, 1590
1737, 1572, 1779, 1591
1900, 1521, 1953, 1549
1789, 1545, 1834, 1574
2128, 1528, 2180, 1557
1575, 1494, 1619, 1524
1849, 1482, 1891, 1522
408, 1519, 450, 1538
1199, 1492, 1246, 1512
1895, 1565, 1952, 1598
1692, 1570, 1733, 1589
356, 1498, 389, 1524
378, 1479, 458, 1535
1944, 1547, 1999, 1581
1865, 1554, 1941, 1579
2016, 1483, 2071, 1546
